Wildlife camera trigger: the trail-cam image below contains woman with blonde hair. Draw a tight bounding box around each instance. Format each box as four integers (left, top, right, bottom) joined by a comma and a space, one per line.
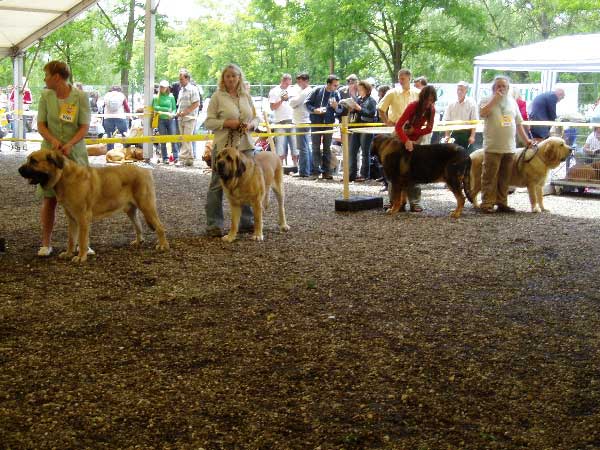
204, 64, 259, 237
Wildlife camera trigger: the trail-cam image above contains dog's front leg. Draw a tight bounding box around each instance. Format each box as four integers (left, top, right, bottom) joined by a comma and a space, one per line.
59, 212, 78, 259
536, 184, 548, 212
223, 203, 241, 243
251, 200, 264, 242
387, 182, 405, 214
72, 214, 91, 263
527, 184, 542, 213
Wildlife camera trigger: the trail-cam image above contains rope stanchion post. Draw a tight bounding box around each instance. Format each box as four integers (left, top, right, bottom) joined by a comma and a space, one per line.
341, 115, 350, 200
263, 111, 277, 153
334, 115, 383, 212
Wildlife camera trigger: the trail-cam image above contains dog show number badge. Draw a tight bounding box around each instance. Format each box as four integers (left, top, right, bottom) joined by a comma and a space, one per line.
59, 103, 78, 123
500, 114, 513, 127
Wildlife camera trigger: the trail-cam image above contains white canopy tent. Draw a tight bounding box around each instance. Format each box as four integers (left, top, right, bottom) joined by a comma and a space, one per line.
0, 0, 157, 156
472, 33, 600, 103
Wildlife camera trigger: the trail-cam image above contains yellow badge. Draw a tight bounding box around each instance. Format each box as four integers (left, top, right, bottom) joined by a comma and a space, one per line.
59, 103, 78, 123
500, 114, 513, 127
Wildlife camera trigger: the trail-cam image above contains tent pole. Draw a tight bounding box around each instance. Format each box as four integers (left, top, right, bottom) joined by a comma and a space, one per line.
143, 0, 157, 160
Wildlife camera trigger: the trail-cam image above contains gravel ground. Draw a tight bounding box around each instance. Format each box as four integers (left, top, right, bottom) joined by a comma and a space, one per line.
1, 147, 600, 449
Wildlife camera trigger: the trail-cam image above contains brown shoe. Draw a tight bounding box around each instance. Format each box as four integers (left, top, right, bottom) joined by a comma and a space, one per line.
496, 204, 516, 213
410, 204, 423, 213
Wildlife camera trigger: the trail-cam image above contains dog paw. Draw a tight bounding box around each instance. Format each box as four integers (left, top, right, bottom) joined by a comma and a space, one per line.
280, 224, 290, 232
450, 210, 461, 219
155, 242, 170, 251
71, 255, 87, 263
130, 239, 145, 247
251, 234, 264, 241
58, 251, 72, 259
532, 206, 542, 213
222, 234, 237, 243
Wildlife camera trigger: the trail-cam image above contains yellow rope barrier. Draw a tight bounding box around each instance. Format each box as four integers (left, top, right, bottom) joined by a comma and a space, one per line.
2, 119, 599, 147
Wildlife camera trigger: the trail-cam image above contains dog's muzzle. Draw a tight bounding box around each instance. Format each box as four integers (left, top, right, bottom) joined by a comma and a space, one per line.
18, 165, 49, 186
216, 160, 229, 180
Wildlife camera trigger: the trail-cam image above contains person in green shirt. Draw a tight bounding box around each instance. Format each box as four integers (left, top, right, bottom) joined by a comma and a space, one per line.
36, 60, 90, 257
152, 80, 178, 164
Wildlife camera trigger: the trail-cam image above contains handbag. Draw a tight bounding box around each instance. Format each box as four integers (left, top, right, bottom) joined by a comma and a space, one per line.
151, 112, 160, 129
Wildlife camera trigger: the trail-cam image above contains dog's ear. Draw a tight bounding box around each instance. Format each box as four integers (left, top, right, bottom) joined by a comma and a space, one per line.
46, 152, 65, 169
236, 158, 246, 177
545, 144, 558, 163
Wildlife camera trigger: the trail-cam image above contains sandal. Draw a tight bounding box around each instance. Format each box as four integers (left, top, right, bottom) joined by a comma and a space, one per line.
410, 204, 423, 213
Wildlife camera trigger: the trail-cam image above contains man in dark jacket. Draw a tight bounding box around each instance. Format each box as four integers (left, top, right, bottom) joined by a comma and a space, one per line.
529, 88, 565, 140
304, 74, 342, 180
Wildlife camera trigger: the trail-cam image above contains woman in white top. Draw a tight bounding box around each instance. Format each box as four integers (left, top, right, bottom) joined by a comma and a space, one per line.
204, 64, 259, 237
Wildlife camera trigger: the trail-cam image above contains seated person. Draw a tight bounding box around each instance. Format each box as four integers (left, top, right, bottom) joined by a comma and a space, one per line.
580, 126, 600, 163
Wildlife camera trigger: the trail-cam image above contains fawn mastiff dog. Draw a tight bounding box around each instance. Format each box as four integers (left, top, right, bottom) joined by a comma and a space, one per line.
215, 147, 290, 242
469, 137, 571, 212
19, 149, 169, 262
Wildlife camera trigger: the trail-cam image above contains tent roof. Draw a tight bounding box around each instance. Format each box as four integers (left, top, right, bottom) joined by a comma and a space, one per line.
474, 33, 600, 72
0, 0, 98, 58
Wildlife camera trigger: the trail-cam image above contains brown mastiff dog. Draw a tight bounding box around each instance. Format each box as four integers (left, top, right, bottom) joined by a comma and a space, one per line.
215, 147, 290, 242
371, 134, 472, 218
469, 137, 571, 212
19, 149, 169, 262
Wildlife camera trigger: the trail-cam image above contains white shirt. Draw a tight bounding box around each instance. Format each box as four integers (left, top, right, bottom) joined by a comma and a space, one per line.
584, 132, 600, 153
103, 91, 127, 118
177, 83, 200, 119
288, 84, 312, 124
480, 96, 523, 154
445, 97, 478, 122
268, 85, 294, 122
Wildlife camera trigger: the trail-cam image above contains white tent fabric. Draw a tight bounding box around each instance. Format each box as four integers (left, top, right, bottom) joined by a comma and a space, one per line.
0, 0, 98, 58
472, 33, 600, 102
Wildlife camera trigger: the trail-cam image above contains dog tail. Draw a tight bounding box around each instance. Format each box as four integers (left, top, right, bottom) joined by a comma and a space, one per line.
462, 155, 473, 204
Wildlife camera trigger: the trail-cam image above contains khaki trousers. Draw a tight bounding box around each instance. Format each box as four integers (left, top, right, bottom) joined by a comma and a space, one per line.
481, 152, 514, 208
178, 118, 196, 161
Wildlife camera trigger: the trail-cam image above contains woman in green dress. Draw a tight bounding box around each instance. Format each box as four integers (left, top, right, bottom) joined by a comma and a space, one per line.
36, 60, 91, 256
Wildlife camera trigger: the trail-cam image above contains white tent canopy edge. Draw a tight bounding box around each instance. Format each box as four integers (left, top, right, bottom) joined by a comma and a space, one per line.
1, 0, 156, 158
472, 33, 600, 103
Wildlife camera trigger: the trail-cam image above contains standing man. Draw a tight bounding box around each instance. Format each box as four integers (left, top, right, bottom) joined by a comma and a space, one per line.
269, 73, 298, 167
176, 69, 200, 166
377, 68, 422, 211
103, 85, 130, 150
304, 74, 341, 180
479, 75, 532, 214
444, 81, 478, 153
528, 87, 565, 141
289, 72, 313, 177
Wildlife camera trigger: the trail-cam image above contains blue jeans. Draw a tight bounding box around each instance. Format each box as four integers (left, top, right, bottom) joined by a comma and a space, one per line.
103, 118, 128, 150
311, 127, 332, 175
205, 145, 254, 232
295, 131, 312, 176
158, 118, 179, 162
349, 131, 374, 180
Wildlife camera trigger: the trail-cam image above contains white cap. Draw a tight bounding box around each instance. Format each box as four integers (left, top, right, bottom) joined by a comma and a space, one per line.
159, 80, 170, 88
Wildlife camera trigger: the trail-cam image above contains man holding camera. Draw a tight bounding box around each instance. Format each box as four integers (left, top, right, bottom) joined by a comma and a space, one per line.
269, 73, 298, 167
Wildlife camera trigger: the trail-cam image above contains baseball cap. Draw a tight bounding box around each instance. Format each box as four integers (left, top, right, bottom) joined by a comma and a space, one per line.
346, 74, 358, 82
159, 80, 170, 88
457, 80, 469, 87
